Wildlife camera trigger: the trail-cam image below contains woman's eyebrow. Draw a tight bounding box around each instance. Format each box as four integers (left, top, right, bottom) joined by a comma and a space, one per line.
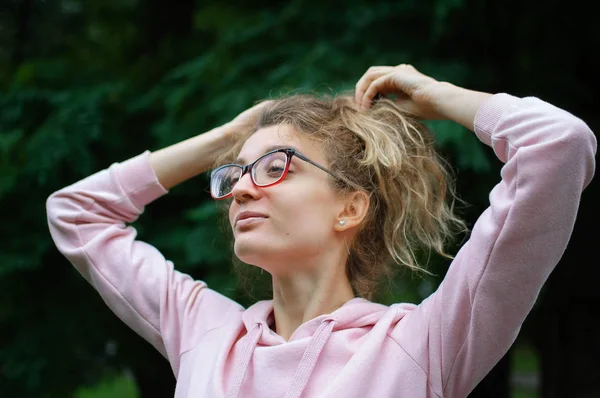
234, 145, 301, 164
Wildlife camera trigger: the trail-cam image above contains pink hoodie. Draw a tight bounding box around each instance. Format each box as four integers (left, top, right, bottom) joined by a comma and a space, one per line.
46, 94, 596, 397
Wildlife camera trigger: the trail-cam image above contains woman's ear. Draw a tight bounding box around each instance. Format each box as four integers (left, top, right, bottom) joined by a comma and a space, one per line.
335, 191, 370, 231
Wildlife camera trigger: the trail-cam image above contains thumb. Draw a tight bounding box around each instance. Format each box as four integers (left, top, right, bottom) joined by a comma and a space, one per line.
393, 98, 423, 118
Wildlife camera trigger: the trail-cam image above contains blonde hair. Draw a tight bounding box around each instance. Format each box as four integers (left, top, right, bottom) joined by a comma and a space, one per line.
215, 93, 468, 299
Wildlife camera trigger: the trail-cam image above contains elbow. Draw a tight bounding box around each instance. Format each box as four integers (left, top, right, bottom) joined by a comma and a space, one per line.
46, 191, 67, 252
46, 191, 60, 226
45, 190, 86, 256
46, 190, 66, 227
560, 117, 597, 188
46, 189, 78, 230
569, 118, 596, 153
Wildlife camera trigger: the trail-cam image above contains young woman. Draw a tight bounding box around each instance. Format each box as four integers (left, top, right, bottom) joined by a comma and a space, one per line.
47, 64, 596, 397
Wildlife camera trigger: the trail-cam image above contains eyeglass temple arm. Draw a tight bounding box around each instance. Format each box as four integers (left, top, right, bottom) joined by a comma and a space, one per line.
293, 152, 339, 180
293, 151, 362, 191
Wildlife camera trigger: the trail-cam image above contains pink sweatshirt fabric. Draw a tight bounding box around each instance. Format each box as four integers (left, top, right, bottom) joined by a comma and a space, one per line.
46, 94, 596, 398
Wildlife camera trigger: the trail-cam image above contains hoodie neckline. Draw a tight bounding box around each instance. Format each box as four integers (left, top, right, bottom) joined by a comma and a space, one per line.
228, 297, 416, 397
241, 297, 390, 344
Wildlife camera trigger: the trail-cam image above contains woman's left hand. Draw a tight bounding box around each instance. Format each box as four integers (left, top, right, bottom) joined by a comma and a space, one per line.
355, 64, 493, 130
354, 64, 448, 119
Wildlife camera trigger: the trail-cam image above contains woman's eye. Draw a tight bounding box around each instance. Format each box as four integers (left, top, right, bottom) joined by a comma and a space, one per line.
267, 164, 285, 175
229, 176, 240, 185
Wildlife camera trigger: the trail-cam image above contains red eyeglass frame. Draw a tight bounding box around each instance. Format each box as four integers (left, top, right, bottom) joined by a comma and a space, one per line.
210, 147, 339, 200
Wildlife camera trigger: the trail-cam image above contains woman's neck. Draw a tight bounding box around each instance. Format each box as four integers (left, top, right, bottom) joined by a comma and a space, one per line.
270, 262, 355, 341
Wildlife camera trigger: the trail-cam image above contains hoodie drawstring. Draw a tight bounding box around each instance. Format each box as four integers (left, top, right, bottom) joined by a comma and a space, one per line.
284, 320, 335, 398
225, 323, 262, 398
226, 320, 336, 398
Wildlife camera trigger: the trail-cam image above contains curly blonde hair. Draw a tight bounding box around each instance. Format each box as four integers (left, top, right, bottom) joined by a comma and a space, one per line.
214, 93, 468, 300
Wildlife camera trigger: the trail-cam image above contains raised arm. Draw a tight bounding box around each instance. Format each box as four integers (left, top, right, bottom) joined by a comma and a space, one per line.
46, 102, 267, 375
356, 65, 597, 397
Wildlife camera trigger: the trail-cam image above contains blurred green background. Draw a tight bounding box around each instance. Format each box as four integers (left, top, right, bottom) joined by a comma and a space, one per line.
1, 0, 598, 397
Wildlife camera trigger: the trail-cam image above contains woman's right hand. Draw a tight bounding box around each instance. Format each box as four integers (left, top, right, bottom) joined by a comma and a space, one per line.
150, 100, 272, 190
224, 100, 272, 139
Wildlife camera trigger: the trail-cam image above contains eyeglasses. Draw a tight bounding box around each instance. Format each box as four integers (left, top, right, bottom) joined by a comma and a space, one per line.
210, 148, 339, 200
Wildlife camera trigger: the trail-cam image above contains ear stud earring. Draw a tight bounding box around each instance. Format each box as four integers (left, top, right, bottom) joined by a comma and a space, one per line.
339, 220, 346, 226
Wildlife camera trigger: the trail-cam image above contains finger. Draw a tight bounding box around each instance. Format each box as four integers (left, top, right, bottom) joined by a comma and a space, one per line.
251, 100, 273, 110
355, 67, 391, 104
360, 73, 400, 109
354, 66, 393, 104
240, 100, 272, 118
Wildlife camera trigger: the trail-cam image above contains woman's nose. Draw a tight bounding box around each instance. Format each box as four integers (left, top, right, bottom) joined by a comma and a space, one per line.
231, 171, 260, 202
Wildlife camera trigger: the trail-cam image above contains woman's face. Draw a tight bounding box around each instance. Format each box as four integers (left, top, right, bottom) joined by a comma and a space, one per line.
228, 124, 343, 273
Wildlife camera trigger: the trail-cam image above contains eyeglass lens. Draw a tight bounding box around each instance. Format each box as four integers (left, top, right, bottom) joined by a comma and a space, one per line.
211, 151, 289, 198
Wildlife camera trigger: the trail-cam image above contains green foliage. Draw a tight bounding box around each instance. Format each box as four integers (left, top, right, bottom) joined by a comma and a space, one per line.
1, 0, 596, 396
75, 372, 138, 398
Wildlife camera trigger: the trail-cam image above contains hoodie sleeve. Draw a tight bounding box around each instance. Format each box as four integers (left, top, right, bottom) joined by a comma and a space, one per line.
46, 151, 242, 376
390, 94, 597, 398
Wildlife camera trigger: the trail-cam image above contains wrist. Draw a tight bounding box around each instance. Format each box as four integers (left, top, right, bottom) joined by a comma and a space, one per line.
431, 82, 493, 131
430, 82, 462, 115
210, 123, 236, 143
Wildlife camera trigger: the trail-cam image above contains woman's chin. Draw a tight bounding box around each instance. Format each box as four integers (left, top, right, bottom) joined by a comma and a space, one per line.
234, 239, 280, 264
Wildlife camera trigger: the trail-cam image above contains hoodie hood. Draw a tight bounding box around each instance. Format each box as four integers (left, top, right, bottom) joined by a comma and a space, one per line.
242, 298, 415, 341
224, 298, 417, 398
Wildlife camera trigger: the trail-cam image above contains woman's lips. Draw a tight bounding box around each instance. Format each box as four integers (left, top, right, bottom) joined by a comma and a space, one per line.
235, 216, 267, 228
234, 211, 269, 228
